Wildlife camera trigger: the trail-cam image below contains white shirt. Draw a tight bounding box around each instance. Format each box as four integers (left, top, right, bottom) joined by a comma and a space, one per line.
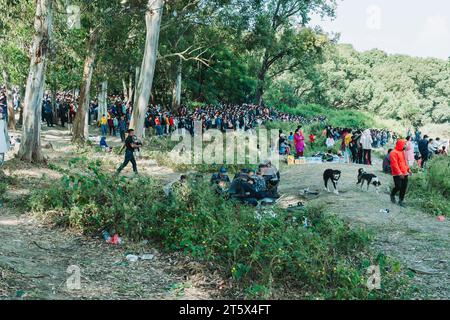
0, 119, 9, 154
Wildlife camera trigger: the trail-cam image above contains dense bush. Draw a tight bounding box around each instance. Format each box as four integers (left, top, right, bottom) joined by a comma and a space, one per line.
408, 156, 450, 216
427, 156, 450, 198
29, 159, 410, 299
0, 170, 11, 202
0, 182, 6, 202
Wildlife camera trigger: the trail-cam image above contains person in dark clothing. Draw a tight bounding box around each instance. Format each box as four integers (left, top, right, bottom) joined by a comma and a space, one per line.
211, 167, 231, 184
118, 115, 127, 142
382, 149, 393, 174
59, 103, 68, 127
418, 135, 429, 168
43, 100, 53, 127
116, 129, 139, 175
108, 116, 115, 136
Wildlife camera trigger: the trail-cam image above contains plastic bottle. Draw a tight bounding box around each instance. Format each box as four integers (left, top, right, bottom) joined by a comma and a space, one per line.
379, 209, 390, 214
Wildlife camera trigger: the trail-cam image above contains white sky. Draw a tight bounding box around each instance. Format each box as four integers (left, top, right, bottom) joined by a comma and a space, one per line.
308, 0, 450, 60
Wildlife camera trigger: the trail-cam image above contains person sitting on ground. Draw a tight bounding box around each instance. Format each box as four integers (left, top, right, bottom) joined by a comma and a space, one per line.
99, 136, 112, 152
383, 149, 393, 174
232, 169, 273, 204
249, 170, 267, 196
227, 170, 254, 203
279, 135, 290, 155
211, 167, 231, 185
259, 160, 280, 197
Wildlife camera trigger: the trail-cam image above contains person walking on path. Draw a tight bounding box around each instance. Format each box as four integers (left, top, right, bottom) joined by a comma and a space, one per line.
390, 139, 411, 207
116, 129, 140, 176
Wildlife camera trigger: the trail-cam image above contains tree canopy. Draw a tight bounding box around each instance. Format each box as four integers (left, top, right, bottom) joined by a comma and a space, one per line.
1, 0, 449, 130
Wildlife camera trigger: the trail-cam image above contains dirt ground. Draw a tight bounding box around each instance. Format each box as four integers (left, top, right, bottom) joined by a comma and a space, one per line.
1, 127, 219, 300
1, 126, 449, 299
279, 162, 450, 299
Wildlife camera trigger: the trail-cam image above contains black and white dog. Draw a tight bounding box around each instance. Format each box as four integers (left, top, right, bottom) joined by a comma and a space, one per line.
323, 169, 341, 195
357, 168, 381, 193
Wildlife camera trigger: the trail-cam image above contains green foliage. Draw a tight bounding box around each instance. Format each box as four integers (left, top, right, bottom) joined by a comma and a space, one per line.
3, 0, 448, 129
408, 156, 450, 216
29, 159, 409, 299
289, 44, 450, 125
0, 181, 7, 202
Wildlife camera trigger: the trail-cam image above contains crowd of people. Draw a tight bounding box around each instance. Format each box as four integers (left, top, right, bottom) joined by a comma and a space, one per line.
278, 124, 448, 169
2, 87, 448, 170
2, 90, 328, 142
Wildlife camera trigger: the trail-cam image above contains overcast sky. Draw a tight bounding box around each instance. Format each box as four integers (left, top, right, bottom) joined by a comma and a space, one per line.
308, 0, 450, 60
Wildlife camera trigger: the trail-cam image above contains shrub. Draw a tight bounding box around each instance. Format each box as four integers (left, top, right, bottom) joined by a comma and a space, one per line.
427, 156, 450, 198
29, 159, 409, 299
0, 181, 6, 202
408, 156, 450, 216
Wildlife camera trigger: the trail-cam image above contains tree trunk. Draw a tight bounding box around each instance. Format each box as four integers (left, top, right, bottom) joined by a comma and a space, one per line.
18, 85, 25, 126
18, 0, 53, 162
98, 80, 108, 118
132, 66, 140, 108
129, 0, 164, 138
122, 78, 128, 102
84, 107, 89, 138
255, 51, 270, 106
72, 30, 99, 144
2, 69, 16, 131
128, 72, 133, 107
171, 57, 182, 112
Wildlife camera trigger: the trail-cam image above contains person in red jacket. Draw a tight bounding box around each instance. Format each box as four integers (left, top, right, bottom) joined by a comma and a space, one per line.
390, 139, 412, 207
309, 133, 316, 147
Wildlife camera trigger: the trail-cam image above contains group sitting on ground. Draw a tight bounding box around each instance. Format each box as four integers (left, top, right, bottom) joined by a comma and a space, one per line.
210, 161, 281, 206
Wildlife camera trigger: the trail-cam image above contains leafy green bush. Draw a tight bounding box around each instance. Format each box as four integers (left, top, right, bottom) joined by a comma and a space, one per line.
0, 181, 7, 202
427, 156, 450, 198
0, 170, 13, 202
29, 159, 409, 299
408, 156, 450, 216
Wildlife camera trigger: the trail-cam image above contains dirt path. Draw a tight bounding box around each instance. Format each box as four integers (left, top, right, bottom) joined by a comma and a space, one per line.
279, 162, 450, 299
0, 206, 220, 300
1, 127, 216, 300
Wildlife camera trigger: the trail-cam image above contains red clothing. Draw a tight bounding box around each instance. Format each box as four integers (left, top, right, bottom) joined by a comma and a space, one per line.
169, 117, 174, 126
390, 140, 410, 176
155, 117, 161, 126
309, 134, 316, 143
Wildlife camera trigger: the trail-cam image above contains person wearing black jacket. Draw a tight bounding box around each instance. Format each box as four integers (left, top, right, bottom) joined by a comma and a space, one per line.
418, 135, 429, 168
116, 129, 140, 176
